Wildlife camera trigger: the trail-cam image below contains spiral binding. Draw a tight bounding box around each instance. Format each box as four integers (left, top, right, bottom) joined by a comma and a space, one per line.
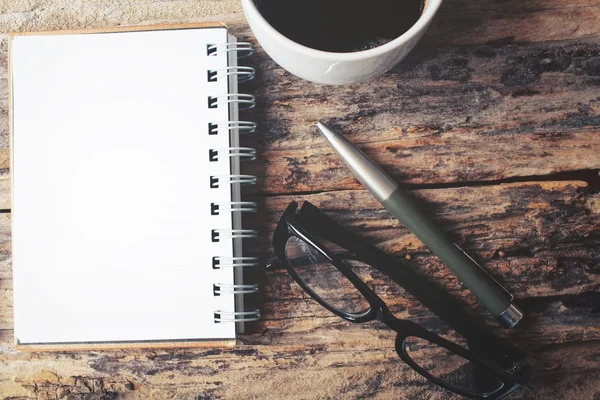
214, 310, 261, 323
211, 202, 257, 215
209, 147, 257, 162
212, 256, 259, 269
208, 94, 256, 110
208, 121, 257, 135
214, 283, 259, 295
208, 40, 260, 325
208, 66, 256, 83
210, 174, 257, 188
207, 42, 255, 58
212, 229, 258, 242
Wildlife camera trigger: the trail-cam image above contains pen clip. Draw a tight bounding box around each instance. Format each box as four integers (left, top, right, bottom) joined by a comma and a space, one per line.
453, 243, 513, 301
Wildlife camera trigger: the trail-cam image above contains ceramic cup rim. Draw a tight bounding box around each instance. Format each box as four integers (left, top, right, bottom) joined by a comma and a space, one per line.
242, 0, 444, 60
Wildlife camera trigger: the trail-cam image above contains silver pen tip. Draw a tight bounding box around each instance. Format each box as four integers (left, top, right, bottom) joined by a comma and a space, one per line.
498, 303, 524, 328
316, 122, 336, 141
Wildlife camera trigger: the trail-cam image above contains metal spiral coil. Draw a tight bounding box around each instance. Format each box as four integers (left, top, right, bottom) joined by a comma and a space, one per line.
211, 229, 258, 242
214, 309, 261, 323
208, 121, 257, 135
207, 42, 255, 58
208, 66, 256, 83
212, 256, 259, 269
209, 40, 260, 325
210, 174, 257, 188
209, 147, 257, 162
208, 94, 255, 110
213, 283, 259, 295
211, 202, 257, 215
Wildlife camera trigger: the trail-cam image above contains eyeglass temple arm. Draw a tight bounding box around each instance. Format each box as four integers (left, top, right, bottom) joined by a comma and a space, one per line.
296, 202, 527, 362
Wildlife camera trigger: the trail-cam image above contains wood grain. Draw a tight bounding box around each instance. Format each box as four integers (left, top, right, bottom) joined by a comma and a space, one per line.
1, 0, 600, 398
1, 181, 600, 399
424, 0, 600, 45
241, 37, 600, 194
247, 182, 600, 347
0, 1, 599, 204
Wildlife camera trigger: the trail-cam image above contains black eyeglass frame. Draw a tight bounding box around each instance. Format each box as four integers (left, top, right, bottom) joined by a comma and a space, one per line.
271, 201, 531, 400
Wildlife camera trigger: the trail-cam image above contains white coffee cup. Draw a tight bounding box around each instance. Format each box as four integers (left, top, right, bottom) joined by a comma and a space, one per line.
241, 0, 443, 85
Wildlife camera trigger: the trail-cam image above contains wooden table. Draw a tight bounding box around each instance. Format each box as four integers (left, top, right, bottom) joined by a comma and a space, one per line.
1, 0, 600, 398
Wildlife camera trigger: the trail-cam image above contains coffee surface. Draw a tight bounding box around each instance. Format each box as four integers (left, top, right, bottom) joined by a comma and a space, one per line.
255, 0, 424, 53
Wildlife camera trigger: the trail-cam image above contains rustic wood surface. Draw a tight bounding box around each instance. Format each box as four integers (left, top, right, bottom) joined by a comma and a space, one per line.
1, 0, 600, 399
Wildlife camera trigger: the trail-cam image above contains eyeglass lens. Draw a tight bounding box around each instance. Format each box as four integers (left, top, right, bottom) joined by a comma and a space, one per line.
403, 336, 505, 396
284, 235, 371, 315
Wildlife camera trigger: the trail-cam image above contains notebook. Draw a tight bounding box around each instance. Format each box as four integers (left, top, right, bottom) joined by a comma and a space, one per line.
9, 23, 260, 350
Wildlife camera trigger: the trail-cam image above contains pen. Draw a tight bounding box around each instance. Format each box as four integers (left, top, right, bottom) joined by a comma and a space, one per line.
316, 122, 523, 328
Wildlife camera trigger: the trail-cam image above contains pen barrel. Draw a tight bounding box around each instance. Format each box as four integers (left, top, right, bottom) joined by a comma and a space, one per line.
382, 188, 512, 317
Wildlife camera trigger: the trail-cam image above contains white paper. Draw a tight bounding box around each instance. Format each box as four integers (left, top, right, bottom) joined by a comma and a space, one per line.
11, 27, 238, 343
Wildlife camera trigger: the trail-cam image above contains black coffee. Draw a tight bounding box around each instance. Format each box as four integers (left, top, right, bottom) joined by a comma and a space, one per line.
254, 0, 425, 53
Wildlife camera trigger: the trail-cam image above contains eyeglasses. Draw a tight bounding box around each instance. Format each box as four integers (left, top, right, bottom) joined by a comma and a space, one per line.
269, 201, 532, 399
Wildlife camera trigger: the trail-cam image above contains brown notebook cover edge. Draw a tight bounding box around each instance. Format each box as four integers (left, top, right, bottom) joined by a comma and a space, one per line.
15, 339, 236, 352
9, 22, 226, 38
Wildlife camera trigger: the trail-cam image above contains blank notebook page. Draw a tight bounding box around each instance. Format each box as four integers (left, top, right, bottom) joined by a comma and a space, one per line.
11, 27, 237, 344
